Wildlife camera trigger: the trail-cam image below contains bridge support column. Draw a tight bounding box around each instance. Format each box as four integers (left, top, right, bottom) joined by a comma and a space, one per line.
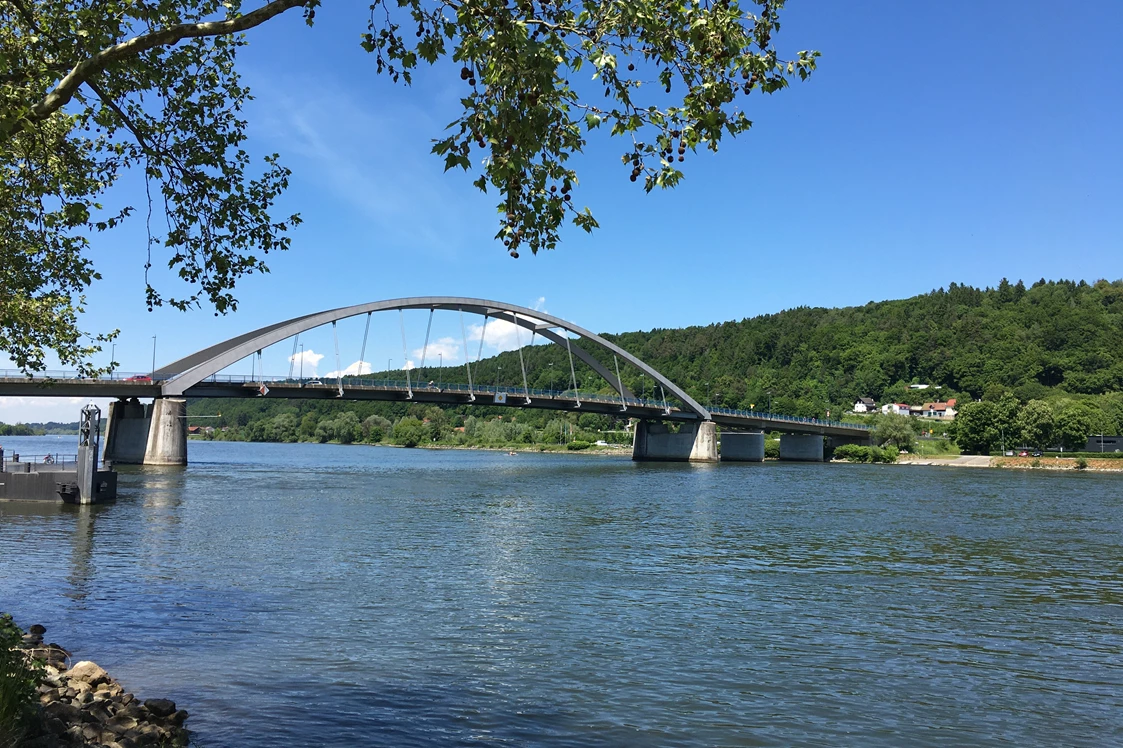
632, 420, 718, 462
720, 432, 765, 462
779, 434, 824, 462
103, 398, 187, 466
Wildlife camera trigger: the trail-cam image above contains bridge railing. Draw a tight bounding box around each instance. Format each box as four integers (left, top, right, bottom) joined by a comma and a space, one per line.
707, 406, 872, 430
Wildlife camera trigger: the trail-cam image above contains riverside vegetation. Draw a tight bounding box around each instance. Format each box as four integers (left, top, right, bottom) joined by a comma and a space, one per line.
187, 279, 1123, 458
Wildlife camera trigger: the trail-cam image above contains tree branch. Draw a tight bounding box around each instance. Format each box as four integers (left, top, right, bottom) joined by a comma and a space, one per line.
9, 0, 308, 139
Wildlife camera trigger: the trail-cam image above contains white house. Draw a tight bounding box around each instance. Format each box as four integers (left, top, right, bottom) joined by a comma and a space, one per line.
853, 397, 877, 413
880, 403, 910, 416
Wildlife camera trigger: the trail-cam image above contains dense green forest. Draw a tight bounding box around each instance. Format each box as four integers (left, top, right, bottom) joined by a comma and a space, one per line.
187, 278, 1123, 451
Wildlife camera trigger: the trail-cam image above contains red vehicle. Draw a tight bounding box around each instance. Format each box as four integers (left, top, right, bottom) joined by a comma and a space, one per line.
125, 375, 153, 382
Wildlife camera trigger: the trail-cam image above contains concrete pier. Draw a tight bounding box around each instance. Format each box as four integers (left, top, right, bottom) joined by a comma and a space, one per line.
632, 421, 719, 462
720, 432, 765, 462
779, 434, 824, 462
103, 398, 188, 466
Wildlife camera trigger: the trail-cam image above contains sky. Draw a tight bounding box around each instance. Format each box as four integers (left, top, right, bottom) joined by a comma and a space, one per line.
3, 0, 1122, 422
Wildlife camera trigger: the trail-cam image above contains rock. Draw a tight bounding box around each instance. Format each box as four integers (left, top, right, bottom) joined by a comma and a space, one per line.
66, 660, 109, 686
120, 692, 135, 706
44, 717, 66, 736
80, 723, 101, 741
170, 709, 189, 725
142, 698, 177, 718
43, 700, 82, 723
29, 623, 47, 636
107, 714, 139, 733
23, 632, 43, 646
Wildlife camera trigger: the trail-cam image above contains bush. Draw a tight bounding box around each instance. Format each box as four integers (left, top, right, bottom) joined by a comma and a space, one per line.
764, 440, 780, 459
833, 444, 897, 464
567, 440, 591, 451
1075, 457, 1088, 470
393, 417, 426, 448
0, 614, 41, 748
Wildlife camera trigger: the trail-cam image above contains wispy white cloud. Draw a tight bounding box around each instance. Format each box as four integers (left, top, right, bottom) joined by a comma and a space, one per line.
251, 77, 489, 255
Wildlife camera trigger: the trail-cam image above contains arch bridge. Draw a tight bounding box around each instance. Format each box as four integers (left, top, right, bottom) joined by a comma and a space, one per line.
0, 297, 872, 465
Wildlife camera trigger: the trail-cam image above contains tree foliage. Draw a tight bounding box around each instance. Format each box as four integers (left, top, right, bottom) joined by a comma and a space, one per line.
1, 0, 816, 374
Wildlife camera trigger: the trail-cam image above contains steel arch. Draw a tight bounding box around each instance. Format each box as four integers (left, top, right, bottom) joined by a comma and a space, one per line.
156, 297, 712, 420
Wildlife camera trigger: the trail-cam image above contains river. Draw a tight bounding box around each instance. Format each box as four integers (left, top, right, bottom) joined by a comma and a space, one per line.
1, 436, 1121, 746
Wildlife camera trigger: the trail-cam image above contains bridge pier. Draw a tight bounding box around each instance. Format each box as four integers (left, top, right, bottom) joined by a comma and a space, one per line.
103, 398, 188, 466
779, 434, 824, 462
632, 420, 718, 462
720, 432, 765, 462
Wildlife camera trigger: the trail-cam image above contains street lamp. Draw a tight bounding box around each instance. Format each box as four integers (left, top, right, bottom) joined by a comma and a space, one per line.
151, 336, 157, 378
300, 344, 305, 380
548, 362, 555, 397
767, 391, 773, 413
704, 381, 711, 406
110, 342, 116, 377
496, 365, 502, 391
641, 372, 646, 401
438, 353, 443, 390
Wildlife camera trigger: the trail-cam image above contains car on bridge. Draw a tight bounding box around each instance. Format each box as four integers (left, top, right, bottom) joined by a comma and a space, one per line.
124, 375, 152, 382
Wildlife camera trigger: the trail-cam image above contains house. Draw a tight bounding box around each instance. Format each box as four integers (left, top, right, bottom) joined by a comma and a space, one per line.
880, 403, 910, 417
1085, 435, 1122, 452
853, 397, 877, 413
921, 399, 958, 419
187, 425, 201, 435
908, 384, 931, 390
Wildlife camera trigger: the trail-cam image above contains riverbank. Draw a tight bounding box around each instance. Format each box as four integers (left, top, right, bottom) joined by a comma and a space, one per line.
1, 615, 189, 748
896, 455, 1123, 472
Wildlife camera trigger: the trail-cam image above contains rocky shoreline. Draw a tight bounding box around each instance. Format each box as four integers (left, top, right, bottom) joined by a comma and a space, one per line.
7, 618, 189, 748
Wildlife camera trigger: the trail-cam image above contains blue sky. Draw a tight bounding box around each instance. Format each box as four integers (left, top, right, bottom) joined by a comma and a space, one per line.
3, 0, 1121, 422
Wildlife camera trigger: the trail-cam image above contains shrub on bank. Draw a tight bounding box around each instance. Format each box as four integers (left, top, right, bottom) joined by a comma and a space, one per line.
764, 440, 780, 459
833, 444, 898, 464
567, 440, 591, 451
0, 614, 41, 748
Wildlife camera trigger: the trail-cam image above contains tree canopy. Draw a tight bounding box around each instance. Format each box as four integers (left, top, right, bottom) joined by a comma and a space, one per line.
0, 0, 817, 374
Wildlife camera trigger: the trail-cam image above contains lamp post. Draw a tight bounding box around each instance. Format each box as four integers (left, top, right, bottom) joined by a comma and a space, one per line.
496, 365, 502, 391
641, 372, 646, 402
300, 344, 304, 380
110, 342, 116, 377
704, 381, 711, 407
438, 353, 443, 390
767, 391, 773, 413
549, 362, 555, 397
150, 336, 156, 378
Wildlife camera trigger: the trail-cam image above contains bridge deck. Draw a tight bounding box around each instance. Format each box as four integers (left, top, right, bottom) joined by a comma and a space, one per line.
0, 375, 872, 438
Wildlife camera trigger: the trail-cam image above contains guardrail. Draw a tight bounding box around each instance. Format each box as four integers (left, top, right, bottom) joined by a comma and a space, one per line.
1, 453, 79, 471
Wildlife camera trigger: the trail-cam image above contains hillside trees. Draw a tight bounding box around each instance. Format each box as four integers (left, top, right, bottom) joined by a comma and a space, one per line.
1, 0, 817, 374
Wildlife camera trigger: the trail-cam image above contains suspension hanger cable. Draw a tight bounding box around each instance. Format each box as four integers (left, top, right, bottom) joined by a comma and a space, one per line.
565, 331, 580, 408
399, 310, 412, 399
661, 385, 669, 415
288, 334, 299, 380
332, 321, 344, 397
476, 313, 489, 365
513, 314, 530, 404
358, 313, 372, 381
459, 308, 475, 401
419, 308, 434, 382
614, 355, 627, 412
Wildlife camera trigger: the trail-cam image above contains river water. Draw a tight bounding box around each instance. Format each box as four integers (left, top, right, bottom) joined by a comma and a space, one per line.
1, 436, 1121, 747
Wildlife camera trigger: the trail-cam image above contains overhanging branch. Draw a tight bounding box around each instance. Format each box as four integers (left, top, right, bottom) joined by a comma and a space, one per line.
4, 0, 309, 142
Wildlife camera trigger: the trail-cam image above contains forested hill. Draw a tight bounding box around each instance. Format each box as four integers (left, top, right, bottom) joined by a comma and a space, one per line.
603, 278, 1123, 416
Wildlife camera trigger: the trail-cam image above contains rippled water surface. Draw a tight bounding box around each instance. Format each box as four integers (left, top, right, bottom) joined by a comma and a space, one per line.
2, 437, 1122, 746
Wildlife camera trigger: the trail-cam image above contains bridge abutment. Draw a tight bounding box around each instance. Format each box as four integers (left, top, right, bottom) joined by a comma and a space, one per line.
103, 398, 187, 466
632, 420, 718, 462
779, 434, 825, 462
720, 432, 765, 462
